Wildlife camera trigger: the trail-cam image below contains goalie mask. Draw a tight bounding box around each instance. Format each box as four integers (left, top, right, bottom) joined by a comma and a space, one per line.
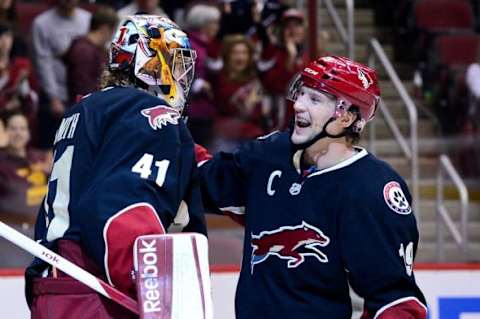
287, 56, 380, 148
109, 15, 197, 111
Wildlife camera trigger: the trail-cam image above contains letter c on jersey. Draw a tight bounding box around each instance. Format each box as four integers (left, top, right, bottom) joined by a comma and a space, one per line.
267, 170, 282, 196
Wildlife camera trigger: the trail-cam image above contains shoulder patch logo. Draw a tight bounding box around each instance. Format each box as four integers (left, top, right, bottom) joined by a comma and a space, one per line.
383, 181, 412, 215
141, 105, 180, 130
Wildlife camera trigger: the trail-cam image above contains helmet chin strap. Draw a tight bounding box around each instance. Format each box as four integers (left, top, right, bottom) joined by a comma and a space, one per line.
290, 117, 346, 151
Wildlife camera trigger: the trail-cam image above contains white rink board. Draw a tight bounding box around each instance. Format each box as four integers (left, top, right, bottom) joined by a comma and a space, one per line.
1, 268, 480, 319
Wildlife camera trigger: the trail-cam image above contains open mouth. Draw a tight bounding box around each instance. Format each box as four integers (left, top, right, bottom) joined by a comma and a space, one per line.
296, 118, 311, 128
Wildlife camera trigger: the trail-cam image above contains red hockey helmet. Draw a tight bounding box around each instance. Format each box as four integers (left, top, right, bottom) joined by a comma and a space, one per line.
287, 56, 380, 131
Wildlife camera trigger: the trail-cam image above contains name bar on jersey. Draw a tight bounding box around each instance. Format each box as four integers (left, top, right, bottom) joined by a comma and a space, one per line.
53, 113, 80, 145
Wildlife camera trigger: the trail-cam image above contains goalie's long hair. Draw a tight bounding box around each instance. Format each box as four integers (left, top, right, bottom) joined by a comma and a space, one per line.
99, 68, 133, 89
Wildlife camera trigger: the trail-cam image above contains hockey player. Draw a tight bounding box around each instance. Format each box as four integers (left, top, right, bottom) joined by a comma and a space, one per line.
26, 15, 207, 318
197, 56, 427, 318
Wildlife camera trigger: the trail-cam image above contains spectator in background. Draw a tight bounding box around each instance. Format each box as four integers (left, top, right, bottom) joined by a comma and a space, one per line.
0, 117, 6, 147
463, 60, 480, 176
212, 34, 267, 151
467, 61, 480, 106
65, 7, 118, 103
0, 111, 49, 267
0, 111, 49, 225
184, 4, 220, 147
259, 8, 308, 129
93, 0, 128, 10
466, 60, 480, 131
118, 0, 168, 20
259, 0, 290, 27
218, 0, 256, 37
0, 23, 38, 132
0, 0, 28, 58
0, 0, 14, 23
160, 0, 189, 24
32, 0, 91, 149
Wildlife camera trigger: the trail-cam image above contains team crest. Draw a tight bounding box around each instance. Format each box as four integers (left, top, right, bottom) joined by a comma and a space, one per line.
357, 69, 373, 89
250, 221, 330, 273
141, 105, 180, 130
383, 181, 412, 215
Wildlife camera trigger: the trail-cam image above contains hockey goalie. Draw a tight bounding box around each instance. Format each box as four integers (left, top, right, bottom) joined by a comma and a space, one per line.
20, 14, 212, 319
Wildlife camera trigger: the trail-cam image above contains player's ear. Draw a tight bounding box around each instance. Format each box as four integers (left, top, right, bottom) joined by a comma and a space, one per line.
339, 110, 356, 129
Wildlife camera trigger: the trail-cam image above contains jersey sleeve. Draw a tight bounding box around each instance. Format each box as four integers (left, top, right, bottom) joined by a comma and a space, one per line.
170, 163, 208, 235
198, 142, 255, 222
339, 178, 427, 318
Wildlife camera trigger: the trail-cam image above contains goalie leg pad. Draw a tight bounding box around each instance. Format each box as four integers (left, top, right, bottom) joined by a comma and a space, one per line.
134, 233, 213, 319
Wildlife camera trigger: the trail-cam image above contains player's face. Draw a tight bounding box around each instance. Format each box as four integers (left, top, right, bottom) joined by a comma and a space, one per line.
291, 86, 336, 144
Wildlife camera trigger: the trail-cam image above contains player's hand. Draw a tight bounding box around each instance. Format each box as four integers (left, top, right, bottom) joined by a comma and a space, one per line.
251, 0, 261, 23
194, 143, 212, 164
50, 96, 65, 117
201, 81, 214, 99
285, 36, 298, 58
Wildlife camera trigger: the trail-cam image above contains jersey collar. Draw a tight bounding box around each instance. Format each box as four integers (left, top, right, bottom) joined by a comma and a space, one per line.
292, 147, 368, 177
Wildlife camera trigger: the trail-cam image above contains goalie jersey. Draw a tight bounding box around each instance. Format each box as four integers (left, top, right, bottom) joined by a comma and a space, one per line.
199, 131, 426, 319
27, 86, 207, 297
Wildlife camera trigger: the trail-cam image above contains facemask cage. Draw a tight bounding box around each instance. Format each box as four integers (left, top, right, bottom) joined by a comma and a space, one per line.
171, 48, 196, 96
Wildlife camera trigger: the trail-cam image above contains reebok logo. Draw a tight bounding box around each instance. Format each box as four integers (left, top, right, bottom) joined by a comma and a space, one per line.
138, 238, 161, 313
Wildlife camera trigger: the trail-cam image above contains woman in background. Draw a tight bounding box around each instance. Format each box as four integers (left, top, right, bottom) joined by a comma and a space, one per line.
212, 34, 268, 151
184, 3, 220, 147
0, 111, 49, 221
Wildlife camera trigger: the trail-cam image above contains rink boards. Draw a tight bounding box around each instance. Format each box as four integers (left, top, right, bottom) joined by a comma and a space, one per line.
1, 264, 480, 319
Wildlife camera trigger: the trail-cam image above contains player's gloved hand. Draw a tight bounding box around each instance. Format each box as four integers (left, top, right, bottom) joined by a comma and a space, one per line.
194, 143, 212, 165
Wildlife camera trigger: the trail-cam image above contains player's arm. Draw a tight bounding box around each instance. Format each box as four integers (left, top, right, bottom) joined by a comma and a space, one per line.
31, 20, 60, 102
195, 142, 254, 224
340, 179, 427, 319
168, 143, 208, 235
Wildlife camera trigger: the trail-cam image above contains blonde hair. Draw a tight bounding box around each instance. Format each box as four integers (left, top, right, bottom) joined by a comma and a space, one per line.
221, 34, 257, 82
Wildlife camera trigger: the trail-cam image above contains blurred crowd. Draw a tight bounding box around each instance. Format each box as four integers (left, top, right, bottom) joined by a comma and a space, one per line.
0, 0, 324, 262
2, 0, 480, 266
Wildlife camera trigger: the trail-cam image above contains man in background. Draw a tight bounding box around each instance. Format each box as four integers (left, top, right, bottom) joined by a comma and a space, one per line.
32, 0, 91, 148
65, 6, 118, 103
118, 0, 168, 20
